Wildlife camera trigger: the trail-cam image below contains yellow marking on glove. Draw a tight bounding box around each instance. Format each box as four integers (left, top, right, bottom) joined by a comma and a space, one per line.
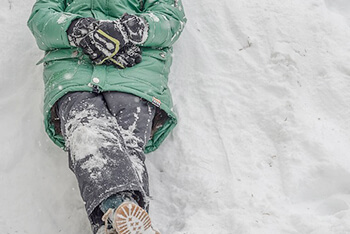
109, 57, 125, 69
95, 29, 121, 65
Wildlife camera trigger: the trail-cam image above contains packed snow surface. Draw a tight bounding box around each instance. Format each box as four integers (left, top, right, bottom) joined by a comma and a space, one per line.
1, 0, 350, 233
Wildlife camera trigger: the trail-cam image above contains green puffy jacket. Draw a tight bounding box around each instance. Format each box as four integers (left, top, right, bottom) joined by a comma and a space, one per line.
27, 0, 186, 153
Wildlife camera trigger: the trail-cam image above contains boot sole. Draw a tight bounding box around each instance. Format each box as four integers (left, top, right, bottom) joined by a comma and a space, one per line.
114, 202, 160, 234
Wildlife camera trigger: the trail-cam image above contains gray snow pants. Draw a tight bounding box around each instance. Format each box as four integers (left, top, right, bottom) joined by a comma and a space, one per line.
56, 91, 156, 232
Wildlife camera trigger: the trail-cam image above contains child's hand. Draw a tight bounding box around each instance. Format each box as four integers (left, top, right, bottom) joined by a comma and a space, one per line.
104, 43, 142, 69
67, 16, 147, 67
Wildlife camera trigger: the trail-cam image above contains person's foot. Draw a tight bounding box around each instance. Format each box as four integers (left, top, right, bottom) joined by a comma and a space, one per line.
102, 201, 160, 234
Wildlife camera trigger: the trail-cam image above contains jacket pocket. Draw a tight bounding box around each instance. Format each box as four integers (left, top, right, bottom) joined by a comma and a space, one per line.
142, 48, 171, 61
119, 49, 171, 96
42, 50, 83, 91
37, 49, 83, 65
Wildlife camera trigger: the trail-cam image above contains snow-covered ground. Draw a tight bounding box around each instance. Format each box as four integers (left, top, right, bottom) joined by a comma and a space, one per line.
1, 0, 350, 233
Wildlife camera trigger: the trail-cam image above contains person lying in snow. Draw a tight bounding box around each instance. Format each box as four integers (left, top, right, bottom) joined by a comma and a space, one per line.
27, 0, 186, 233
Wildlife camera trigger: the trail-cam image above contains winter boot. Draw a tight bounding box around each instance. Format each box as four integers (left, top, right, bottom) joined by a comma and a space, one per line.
102, 201, 160, 234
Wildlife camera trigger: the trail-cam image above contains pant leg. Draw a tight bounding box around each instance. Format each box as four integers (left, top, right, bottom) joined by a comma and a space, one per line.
57, 92, 150, 233
103, 92, 156, 202
103, 91, 155, 150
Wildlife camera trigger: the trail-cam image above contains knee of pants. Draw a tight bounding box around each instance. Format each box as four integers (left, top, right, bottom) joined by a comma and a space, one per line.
57, 92, 110, 137
103, 91, 156, 133
103, 92, 149, 116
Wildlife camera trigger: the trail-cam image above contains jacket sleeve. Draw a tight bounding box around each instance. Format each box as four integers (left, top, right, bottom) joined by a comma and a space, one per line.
138, 0, 187, 48
27, 0, 82, 51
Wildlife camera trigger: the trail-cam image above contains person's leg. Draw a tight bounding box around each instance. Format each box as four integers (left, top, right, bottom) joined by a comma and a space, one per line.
100, 92, 160, 234
102, 92, 156, 209
57, 92, 149, 233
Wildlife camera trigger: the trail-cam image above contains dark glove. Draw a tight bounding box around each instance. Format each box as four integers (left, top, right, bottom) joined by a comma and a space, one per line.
120, 13, 149, 45
67, 17, 99, 47
67, 18, 129, 64
106, 43, 142, 69
82, 20, 130, 65
67, 16, 147, 66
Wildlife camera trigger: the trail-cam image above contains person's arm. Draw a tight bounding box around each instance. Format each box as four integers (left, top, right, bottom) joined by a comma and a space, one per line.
138, 0, 187, 48
27, 0, 82, 51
